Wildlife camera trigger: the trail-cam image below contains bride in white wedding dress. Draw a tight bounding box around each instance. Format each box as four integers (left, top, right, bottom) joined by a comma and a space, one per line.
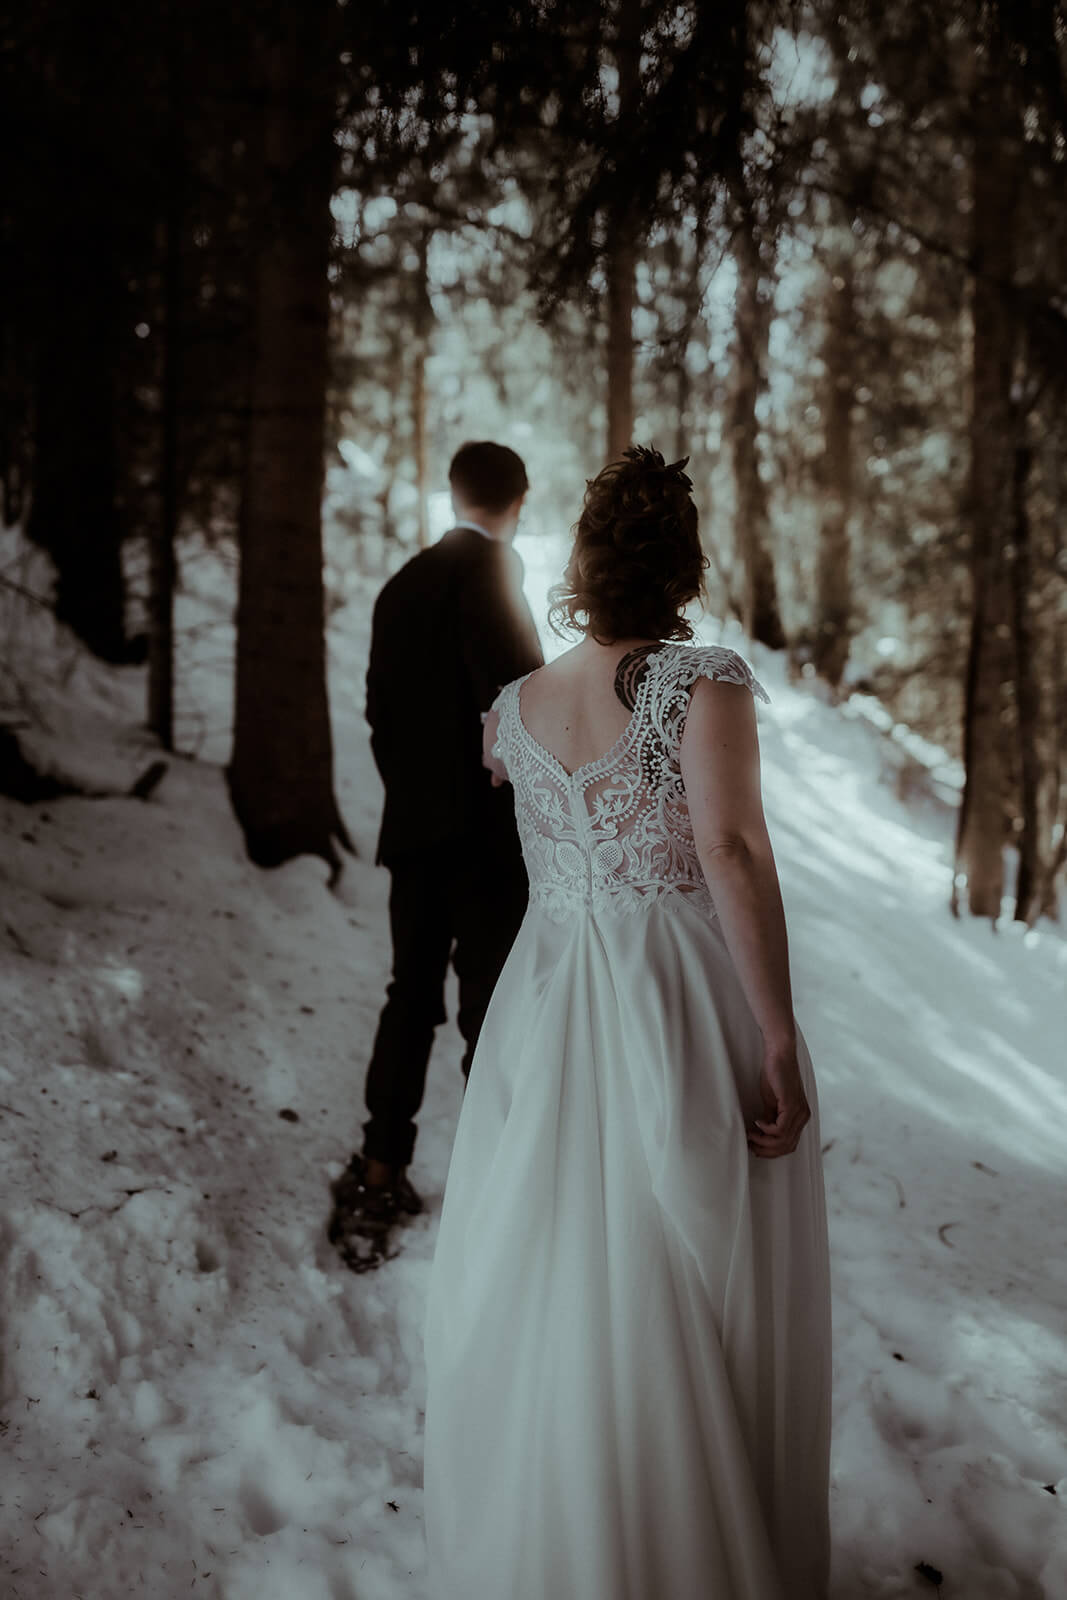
423, 447, 831, 1600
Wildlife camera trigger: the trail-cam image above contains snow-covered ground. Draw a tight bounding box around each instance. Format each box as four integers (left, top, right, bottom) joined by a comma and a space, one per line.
1, 548, 1065, 1599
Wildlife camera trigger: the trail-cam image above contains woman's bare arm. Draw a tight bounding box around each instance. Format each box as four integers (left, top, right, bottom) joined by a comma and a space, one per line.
679, 677, 809, 1157
482, 709, 507, 787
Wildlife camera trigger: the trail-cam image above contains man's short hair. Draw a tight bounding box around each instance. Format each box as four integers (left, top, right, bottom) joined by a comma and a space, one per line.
449, 441, 529, 514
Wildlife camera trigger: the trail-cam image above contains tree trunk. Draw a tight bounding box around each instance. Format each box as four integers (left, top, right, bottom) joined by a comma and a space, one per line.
412, 225, 432, 549
21, 34, 138, 665
227, 9, 352, 878
605, 218, 636, 462
604, 0, 641, 463
674, 211, 707, 462
1042, 619, 1067, 918
953, 94, 1019, 920
812, 245, 855, 691
0, 263, 31, 529
1042, 810, 1067, 919
729, 213, 786, 650
373, 318, 405, 556
675, 358, 690, 466
149, 14, 182, 751
25, 216, 136, 663
1009, 440, 1056, 924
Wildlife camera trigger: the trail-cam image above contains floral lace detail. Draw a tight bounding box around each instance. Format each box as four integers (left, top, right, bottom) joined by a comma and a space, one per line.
491, 644, 769, 924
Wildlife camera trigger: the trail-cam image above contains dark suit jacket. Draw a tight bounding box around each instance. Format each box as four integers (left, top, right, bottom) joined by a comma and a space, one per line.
366, 527, 544, 865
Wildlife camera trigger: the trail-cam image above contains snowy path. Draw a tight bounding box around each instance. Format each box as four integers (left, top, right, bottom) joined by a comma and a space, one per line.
1, 605, 1065, 1599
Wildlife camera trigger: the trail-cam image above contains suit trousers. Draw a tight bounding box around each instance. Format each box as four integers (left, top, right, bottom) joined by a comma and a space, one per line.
362, 834, 528, 1169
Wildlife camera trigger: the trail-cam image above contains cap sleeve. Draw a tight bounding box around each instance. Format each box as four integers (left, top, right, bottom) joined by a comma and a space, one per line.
486, 675, 528, 769
684, 645, 769, 704
489, 680, 516, 719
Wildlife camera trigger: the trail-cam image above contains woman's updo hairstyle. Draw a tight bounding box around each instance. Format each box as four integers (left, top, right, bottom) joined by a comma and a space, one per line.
549, 444, 708, 643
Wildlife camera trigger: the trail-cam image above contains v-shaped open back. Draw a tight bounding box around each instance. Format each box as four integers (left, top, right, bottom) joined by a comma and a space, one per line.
514, 662, 655, 782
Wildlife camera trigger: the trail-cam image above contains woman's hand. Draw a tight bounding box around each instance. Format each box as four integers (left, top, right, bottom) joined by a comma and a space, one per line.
748, 1045, 810, 1159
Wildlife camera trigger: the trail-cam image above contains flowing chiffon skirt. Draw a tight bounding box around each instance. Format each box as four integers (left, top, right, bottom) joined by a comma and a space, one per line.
423, 895, 831, 1600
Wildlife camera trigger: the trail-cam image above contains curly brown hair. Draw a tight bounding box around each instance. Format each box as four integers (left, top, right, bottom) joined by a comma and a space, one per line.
549, 445, 708, 643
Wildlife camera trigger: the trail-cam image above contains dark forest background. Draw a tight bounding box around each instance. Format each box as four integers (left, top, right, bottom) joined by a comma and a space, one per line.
2, 0, 1065, 923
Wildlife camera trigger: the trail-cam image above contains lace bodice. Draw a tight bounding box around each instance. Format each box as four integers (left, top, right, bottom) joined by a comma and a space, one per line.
491, 644, 769, 923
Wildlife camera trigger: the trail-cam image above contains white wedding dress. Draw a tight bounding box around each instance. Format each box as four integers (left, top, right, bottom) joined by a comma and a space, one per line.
423, 643, 831, 1600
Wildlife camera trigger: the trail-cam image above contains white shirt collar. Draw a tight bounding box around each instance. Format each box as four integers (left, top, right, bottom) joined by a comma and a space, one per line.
453, 518, 495, 541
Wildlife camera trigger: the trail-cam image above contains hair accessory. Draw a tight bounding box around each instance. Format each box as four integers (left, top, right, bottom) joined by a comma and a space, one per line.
621, 444, 694, 494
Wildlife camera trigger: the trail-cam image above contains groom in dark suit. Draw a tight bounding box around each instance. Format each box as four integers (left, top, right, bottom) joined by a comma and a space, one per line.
329, 441, 543, 1270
